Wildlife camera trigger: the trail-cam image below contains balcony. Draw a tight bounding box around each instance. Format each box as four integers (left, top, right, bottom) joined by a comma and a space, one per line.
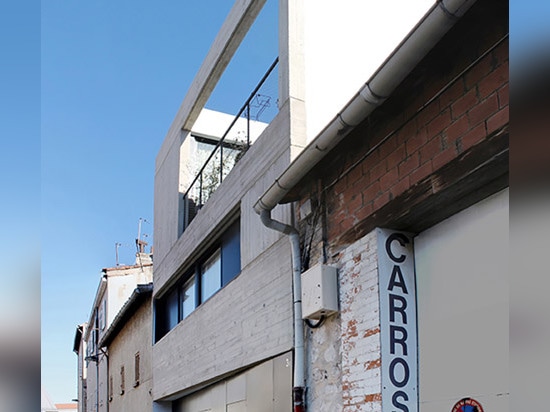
180, 58, 279, 233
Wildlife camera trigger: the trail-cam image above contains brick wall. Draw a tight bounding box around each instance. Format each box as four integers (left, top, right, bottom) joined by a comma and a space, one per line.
306, 229, 382, 411
293, 0, 508, 256
297, 1, 508, 410
328, 42, 507, 242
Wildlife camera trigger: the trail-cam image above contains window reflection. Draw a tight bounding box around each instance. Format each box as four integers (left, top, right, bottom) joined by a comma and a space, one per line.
201, 249, 221, 302
182, 277, 196, 319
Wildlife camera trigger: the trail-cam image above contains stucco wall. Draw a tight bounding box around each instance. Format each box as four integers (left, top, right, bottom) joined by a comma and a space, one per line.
108, 297, 153, 412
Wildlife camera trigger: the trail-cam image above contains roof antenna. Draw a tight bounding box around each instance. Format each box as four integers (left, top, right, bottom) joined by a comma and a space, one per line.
115, 242, 122, 267
136, 218, 150, 269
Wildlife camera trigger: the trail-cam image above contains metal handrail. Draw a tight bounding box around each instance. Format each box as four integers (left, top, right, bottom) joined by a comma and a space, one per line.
181, 57, 279, 231
183, 57, 278, 198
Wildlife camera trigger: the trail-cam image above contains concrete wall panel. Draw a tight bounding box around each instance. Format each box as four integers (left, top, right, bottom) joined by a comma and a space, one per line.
153, 237, 293, 399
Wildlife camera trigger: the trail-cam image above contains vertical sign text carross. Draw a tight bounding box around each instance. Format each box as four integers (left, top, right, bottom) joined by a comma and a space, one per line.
377, 229, 418, 412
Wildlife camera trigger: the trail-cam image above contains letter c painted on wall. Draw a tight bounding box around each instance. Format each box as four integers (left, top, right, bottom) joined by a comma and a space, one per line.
385, 233, 410, 263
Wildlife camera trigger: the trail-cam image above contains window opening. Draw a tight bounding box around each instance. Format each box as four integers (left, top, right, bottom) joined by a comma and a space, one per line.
154, 219, 241, 342
200, 248, 221, 303
120, 365, 125, 395
181, 276, 197, 320
134, 352, 140, 387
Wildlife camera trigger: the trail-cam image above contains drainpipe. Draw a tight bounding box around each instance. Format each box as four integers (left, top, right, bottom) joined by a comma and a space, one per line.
253, 0, 477, 215
254, 1, 477, 409
259, 209, 305, 412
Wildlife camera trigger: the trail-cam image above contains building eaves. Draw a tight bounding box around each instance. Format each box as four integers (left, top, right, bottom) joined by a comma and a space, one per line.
98, 283, 153, 347
102, 262, 153, 273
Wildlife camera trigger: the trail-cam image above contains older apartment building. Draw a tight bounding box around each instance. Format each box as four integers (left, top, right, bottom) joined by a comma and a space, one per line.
153, 0, 508, 411
75, 248, 153, 412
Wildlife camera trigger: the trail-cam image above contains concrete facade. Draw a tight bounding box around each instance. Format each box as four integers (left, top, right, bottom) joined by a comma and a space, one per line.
152, 0, 304, 404
152, 0, 508, 410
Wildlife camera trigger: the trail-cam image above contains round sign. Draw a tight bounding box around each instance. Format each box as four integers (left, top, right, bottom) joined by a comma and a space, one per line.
451, 397, 484, 412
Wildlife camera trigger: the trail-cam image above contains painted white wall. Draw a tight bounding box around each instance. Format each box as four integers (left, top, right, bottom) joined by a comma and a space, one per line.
106, 268, 153, 329
415, 188, 509, 411
303, 0, 433, 142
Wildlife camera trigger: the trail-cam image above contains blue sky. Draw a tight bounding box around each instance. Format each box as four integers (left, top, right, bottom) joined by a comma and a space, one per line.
39, 0, 277, 403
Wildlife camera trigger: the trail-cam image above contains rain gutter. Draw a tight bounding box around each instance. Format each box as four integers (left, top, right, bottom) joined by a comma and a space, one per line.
254, 0, 477, 215
254, 1, 477, 410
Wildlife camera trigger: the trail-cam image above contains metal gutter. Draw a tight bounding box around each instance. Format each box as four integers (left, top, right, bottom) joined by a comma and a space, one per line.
254, 0, 477, 215
254, 1, 477, 409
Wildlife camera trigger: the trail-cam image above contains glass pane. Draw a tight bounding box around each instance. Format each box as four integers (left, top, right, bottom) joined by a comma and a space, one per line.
181, 277, 196, 319
166, 289, 179, 330
201, 249, 221, 302
222, 219, 241, 286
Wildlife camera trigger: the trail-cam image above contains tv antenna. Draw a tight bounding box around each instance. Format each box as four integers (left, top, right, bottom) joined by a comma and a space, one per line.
137, 217, 149, 243
115, 242, 122, 267
250, 93, 271, 121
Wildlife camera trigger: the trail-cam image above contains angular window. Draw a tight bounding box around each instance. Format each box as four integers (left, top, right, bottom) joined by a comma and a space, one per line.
154, 218, 241, 342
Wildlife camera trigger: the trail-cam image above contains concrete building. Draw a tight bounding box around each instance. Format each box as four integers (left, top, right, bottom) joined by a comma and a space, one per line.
79, 247, 153, 412
153, 0, 507, 411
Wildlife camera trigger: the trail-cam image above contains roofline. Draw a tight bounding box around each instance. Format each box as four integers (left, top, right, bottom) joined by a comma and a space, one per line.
102, 261, 153, 273
98, 283, 153, 347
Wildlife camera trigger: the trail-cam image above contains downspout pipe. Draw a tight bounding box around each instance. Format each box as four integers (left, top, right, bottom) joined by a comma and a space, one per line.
259, 209, 305, 411
253, 0, 477, 215
254, 1, 476, 409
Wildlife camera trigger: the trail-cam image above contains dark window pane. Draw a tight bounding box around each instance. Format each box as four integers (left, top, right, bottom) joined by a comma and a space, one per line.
166, 288, 179, 329
222, 220, 241, 286
154, 287, 179, 342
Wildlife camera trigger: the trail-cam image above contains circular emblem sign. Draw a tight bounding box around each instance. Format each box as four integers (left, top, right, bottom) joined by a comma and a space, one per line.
451, 397, 484, 412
